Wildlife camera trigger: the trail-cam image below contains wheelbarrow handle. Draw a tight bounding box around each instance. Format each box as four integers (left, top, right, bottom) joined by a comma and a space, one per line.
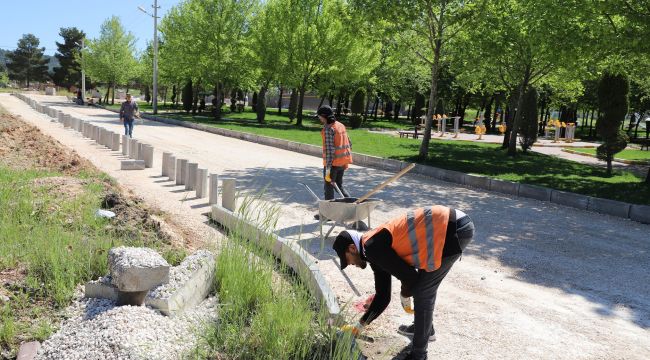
299, 182, 321, 202
332, 182, 345, 199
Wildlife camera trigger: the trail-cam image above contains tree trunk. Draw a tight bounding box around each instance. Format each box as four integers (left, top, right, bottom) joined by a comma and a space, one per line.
328, 93, 334, 107
257, 84, 268, 124
646, 166, 650, 184
213, 83, 223, 119
111, 82, 115, 105
364, 90, 371, 121
606, 155, 612, 176
296, 78, 307, 126
318, 94, 325, 109
104, 84, 110, 104
394, 102, 401, 121
336, 92, 343, 117
419, 36, 443, 160
508, 66, 532, 156
277, 86, 283, 115
373, 96, 379, 121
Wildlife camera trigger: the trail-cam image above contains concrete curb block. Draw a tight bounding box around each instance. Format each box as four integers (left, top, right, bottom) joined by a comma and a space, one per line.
210, 205, 340, 320
629, 205, 650, 224
490, 179, 521, 196
588, 197, 631, 218
78, 103, 650, 225
121, 160, 145, 170
518, 184, 552, 202
463, 174, 491, 190
550, 190, 590, 210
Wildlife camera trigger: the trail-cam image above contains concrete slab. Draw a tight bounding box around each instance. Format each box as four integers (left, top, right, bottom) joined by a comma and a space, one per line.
120, 160, 146, 170
142, 144, 154, 168
168, 155, 176, 181
185, 163, 198, 190
17, 341, 41, 360
196, 168, 208, 198
588, 197, 631, 218
108, 247, 170, 292
176, 159, 188, 185
112, 133, 121, 151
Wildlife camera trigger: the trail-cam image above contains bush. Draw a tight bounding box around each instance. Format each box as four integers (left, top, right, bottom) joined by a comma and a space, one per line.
596, 71, 629, 175
182, 79, 192, 113
351, 89, 365, 115
349, 114, 363, 129
518, 87, 538, 152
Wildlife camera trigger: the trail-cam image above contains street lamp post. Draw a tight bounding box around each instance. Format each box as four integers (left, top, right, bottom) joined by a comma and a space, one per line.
75, 39, 86, 104
139, 0, 160, 114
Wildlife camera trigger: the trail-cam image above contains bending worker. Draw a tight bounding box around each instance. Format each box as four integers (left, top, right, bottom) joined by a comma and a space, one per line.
317, 105, 352, 202
333, 205, 474, 360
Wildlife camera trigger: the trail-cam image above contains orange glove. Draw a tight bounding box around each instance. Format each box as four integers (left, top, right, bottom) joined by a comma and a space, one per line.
400, 294, 415, 314
340, 321, 364, 336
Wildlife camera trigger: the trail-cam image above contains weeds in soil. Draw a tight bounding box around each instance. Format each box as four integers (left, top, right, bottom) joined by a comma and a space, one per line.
199, 192, 361, 359
0, 165, 184, 355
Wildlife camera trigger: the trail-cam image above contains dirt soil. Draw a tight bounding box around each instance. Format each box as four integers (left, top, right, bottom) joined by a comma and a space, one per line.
1, 94, 649, 360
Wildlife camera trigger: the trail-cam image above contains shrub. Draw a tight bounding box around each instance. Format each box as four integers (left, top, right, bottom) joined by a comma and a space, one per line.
182, 79, 192, 113
351, 89, 364, 115
596, 71, 629, 175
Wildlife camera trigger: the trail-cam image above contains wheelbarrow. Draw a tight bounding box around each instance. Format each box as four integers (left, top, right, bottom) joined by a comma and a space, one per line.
300, 183, 382, 248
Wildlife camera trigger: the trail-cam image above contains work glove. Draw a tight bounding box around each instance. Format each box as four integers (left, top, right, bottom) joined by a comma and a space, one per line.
340, 321, 364, 336
324, 167, 332, 183
400, 294, 415, 314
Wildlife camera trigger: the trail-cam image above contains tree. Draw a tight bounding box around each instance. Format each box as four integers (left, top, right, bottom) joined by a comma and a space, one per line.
160, 0, 257, 120
467, 0, 594, 156
518, 87, 538, 152
52, 27, 85, 89
84, 16, 137, 105
596, 71, 629, 176
182, 79, 193, 113
283, 0, 378, 126
6, 34, 49, 87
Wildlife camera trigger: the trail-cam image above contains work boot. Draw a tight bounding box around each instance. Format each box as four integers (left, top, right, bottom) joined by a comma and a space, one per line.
397, 323, 436, 342
354, 221, 369, 231
402, 352, 427, 360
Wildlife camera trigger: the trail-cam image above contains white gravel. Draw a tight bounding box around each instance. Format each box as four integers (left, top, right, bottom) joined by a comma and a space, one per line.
36, 296, 218, 360
108, 247, 170, 271
148, 250, 215, 299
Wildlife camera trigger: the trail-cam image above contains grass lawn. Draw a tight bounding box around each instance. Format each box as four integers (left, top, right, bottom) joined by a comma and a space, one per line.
151, 111, 650, 205
567, 147, 650, 161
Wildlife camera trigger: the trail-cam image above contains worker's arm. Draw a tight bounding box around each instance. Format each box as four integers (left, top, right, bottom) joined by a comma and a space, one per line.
119, 102, 125, 118
359, 262, 391, 325
324, 125, 335, 168
364, 229, 419, 296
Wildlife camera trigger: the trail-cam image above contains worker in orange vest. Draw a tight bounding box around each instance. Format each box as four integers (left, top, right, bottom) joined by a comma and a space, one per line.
334, 206, 474, 360
317, 105, 352, 201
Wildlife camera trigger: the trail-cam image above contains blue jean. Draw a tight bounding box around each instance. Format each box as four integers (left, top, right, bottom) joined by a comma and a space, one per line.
123, 117, 134, 138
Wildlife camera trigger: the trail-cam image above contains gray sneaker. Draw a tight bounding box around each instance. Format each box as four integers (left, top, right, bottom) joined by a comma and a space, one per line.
397, 323, 436, 342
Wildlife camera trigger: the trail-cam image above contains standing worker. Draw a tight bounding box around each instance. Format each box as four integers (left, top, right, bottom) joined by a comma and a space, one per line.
333, 205, 474, 360
119, 93, 140, 138
316, 105, 352, 219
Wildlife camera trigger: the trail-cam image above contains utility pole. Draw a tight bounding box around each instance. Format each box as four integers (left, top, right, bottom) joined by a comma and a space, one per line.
139, 0, 160, 114
81, 38, 86, 102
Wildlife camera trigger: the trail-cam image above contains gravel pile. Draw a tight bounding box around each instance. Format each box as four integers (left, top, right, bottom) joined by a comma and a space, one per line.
148, 250, 214, 300
36, 296, 218, 360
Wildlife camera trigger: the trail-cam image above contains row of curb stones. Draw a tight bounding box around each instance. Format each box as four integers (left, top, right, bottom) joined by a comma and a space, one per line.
133, 111, 649, 225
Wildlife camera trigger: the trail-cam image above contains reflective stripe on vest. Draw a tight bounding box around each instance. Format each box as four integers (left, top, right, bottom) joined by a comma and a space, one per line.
362, 206, 450, 272
322, 121, 353, 166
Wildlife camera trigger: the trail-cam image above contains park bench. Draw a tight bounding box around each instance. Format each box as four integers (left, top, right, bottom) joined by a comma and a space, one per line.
638, 139, 650, 151
398, 130, 419, 139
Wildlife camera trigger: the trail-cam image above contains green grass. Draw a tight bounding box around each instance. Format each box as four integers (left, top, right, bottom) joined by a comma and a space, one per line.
198, 194, 361, 359
0, 166, 184, 355
567, 147, 650, 161
153, 112, 650, 205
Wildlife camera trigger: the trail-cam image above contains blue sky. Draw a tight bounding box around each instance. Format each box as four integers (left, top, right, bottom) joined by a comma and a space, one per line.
0, 0, 182, 55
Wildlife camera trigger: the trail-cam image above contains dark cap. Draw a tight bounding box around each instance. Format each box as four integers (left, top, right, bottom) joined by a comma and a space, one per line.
317, 105, 334, 118
333, 230, 354, 270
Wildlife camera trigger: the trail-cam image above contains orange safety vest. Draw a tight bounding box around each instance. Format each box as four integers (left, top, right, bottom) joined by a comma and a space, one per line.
322, 121, 353, 166
361, 206, 450, 272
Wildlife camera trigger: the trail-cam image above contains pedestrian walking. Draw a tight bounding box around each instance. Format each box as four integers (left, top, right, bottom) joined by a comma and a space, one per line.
317, 105, 352, 205
334, 205, 475, 360
120, 93, 140, 138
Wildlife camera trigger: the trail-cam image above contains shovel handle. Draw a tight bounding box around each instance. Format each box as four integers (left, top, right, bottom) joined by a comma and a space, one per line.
354, 163, 416, 204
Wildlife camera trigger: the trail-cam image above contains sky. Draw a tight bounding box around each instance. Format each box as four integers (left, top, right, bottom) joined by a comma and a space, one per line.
0, 0, 182, 56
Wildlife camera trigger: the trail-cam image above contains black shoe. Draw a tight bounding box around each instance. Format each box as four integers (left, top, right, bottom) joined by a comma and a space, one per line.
397, 323, 436, 342
402, 352, 427, 360
354, 221, 369, 230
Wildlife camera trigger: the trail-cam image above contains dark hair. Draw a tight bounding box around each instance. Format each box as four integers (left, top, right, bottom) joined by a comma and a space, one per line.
326, 115, 336, 124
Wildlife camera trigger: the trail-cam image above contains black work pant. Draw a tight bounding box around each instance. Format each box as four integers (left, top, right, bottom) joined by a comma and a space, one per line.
323, 166, 349, 200
411, 216, 475, 359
